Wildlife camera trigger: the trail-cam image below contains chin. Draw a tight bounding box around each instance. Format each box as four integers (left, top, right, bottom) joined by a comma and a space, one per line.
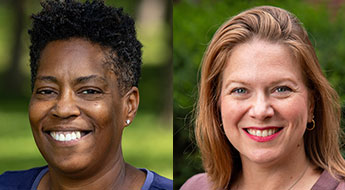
245, 149, 282, 164
46, 154, 91, 174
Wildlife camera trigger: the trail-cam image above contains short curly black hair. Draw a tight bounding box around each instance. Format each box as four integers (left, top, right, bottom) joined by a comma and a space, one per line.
29, 0, 142, 94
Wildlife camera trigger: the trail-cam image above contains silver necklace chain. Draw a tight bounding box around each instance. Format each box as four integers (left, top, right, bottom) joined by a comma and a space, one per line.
287, 164, 309, 190
231, 164, 309, 190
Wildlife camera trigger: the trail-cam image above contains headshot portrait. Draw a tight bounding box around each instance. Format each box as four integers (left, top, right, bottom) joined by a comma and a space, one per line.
0, 0, 172, 189
174, 0, 345, 190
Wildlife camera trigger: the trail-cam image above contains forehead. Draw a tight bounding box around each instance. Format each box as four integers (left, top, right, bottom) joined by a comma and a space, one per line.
223, 39, 304, 83
38, 38, 112, 78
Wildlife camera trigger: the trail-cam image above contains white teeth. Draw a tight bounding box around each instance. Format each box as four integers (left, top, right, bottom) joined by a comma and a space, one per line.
71, 132, 76, 140
262, 130, 268, 137
76, 131, 81, 139
59, 134, 65, 141
247, 128, 280, 137
65, 134, 71, 141
51, 131, 56, 139
50, 131, 83, 142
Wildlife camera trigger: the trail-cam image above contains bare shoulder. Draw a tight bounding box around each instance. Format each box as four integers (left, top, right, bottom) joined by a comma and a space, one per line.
180, 173, 212, 190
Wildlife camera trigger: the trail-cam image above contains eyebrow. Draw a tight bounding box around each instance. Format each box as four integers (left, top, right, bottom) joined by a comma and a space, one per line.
74, 75, 107, 84
36, 76, 58, 83
223, 78, 298, 89
223, 80, 249, 89
269, 78, 298, 86
36, 75, 107, 84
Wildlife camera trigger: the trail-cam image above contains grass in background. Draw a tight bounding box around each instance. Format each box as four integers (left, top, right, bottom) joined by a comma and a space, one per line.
123, 114, 172, 178
0, 100, 172, 179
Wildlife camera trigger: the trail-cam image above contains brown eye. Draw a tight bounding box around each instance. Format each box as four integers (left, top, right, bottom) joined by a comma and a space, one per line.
78, 88, 104, 101
36, 89, 56, 95
81, 89, 102, 94
34, 88, 58, 100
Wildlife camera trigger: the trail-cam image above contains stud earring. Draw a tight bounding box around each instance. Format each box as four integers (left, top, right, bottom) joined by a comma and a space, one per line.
126, 120, 130, 125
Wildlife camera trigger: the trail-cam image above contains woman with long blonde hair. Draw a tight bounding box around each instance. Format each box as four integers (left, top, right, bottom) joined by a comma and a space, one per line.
181, 6, 345, 190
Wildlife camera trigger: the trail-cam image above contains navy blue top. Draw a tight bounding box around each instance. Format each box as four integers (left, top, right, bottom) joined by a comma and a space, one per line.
0, 166, 172, 190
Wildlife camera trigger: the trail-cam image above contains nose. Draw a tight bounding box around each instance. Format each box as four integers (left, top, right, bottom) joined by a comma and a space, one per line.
51, 90, 80, 119
248, 93, 274, 120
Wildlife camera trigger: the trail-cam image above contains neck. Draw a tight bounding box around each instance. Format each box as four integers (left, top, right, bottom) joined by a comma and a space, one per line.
233, 142, 320, 190
40, 148, 145, 190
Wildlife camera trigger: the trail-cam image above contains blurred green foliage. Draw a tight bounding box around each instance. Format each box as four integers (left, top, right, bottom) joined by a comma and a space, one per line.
173, 0, 345, 189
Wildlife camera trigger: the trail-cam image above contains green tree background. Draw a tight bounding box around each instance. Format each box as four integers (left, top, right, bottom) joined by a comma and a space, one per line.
0, 0, 173, 179
173, 0, 345, 189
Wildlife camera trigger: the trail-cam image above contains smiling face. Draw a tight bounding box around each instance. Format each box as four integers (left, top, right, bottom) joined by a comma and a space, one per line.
29, 38, 137, 176
219, 39, 314, 165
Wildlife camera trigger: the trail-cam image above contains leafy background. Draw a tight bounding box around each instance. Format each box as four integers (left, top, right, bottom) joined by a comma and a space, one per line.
0, 0, 172, 179
1, 0, 345, 187
173, 0, 345, 189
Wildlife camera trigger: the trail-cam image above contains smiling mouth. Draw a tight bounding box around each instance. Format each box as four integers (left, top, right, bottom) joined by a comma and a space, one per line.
244, 128, 283, 137
47, 131, 92, 142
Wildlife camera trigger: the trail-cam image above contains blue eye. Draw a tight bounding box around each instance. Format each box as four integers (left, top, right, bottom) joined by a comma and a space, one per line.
231, 88, 247, 94
275, 86, 292, 93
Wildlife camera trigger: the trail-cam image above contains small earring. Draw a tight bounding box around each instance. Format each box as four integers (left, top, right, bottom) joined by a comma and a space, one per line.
307, 119, 315, 131
126, 119, 130, 125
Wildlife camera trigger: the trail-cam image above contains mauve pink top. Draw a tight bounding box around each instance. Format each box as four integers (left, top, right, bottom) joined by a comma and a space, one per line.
180, 170, 345, 190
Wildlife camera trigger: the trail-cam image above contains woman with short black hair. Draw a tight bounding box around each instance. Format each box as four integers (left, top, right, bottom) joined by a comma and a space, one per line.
0, 1, 172, 189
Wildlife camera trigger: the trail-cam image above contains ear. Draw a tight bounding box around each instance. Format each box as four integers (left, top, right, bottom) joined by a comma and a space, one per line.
307, 91, 315, 122
123, 87, 140, 127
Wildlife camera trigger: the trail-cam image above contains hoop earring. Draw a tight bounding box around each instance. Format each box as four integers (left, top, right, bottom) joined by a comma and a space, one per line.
307, 119, 315, 131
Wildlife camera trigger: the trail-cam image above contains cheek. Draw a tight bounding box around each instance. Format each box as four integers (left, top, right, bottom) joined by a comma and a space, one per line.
82, 100, 122, 129
275, 96, 309, 128
221, 98, 247, 127
28, 100, 51, 130
220, 98, 248, 137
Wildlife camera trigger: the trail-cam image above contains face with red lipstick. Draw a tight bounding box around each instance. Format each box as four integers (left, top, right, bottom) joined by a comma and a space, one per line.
219, 39, 314, 165
29, 38, 138, 175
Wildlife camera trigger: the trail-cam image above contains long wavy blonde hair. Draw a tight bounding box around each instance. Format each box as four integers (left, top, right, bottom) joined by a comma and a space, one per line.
195, 5, 345, 190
